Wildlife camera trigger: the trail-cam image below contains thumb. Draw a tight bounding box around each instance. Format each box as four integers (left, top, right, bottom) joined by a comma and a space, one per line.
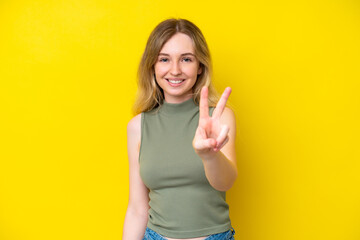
193, 138, 217, 151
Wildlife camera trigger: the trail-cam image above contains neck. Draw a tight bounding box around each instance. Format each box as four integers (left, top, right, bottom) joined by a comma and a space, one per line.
159, 97, 197, 115
163, 94, 193, 104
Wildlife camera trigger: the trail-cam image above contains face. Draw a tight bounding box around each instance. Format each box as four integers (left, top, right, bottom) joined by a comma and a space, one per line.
154, 32, 202, 103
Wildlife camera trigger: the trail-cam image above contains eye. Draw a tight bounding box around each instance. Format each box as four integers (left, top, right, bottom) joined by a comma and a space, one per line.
159, 58, 169, 62
182, 57, 193, 62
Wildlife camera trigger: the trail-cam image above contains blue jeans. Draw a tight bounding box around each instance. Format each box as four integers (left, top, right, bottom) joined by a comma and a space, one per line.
143, 227, 235, 240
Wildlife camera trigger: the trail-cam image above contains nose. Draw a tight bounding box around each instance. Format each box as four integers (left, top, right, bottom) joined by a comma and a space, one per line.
170, 61, 181, 75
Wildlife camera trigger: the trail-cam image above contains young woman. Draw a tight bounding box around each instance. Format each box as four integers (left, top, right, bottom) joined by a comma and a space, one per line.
123, 18, 237, 240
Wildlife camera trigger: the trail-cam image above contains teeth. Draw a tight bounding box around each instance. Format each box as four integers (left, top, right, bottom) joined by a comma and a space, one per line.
168, 79, 184, 84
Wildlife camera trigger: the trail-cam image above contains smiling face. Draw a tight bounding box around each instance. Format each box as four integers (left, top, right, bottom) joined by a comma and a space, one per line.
154, 32, 202, 103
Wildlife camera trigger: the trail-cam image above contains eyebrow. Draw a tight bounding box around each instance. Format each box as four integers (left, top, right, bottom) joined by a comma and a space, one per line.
158, 52, 196, 57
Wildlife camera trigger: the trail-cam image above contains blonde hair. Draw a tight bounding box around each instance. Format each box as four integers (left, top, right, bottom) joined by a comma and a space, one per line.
133, 18, 220, 115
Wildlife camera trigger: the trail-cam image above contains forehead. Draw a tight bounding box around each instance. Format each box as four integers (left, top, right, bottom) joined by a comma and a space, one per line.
159, 32, 195, 55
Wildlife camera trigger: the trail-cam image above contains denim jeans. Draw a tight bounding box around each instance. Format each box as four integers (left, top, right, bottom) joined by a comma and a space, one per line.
143, 227, 235, 240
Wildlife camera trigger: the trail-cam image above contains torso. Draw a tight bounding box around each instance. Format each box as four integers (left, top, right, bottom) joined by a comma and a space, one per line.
136, 141, 208, 240
138, 100, 230, 239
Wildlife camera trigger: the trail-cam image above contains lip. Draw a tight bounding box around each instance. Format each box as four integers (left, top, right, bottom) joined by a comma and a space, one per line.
166, 78, 185, 87
166, 78, 185, 81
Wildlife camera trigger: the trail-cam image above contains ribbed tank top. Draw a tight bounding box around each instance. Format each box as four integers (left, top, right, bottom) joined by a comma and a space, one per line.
139, 97, 231, 238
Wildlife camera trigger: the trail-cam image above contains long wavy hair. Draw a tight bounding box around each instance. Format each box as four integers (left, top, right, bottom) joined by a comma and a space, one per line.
132, 18, 220, 115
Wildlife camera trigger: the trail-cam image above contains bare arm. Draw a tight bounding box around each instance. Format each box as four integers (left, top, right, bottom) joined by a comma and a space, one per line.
122, 113, 150, 240
193, 87, 238, 191
200, 107, 237, 191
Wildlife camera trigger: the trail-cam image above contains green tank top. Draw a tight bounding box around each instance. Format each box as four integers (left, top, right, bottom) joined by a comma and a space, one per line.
139, 97, 232, 238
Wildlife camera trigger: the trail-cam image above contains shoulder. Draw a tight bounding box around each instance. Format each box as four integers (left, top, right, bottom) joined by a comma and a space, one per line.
127, 113, 142, 151
220, 106, 236, 131
221, 107, 236, 122
127, 113, 142, 136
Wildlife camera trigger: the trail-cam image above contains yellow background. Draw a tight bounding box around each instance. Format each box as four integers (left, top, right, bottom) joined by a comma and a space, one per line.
1, 0, 359, 239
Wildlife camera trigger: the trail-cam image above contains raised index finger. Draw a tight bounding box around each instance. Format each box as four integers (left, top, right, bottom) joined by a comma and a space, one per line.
199, 86, 209, 120
212, 87, 232, 119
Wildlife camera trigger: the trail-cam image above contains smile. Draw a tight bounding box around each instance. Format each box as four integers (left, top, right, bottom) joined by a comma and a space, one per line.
166, 79, 185, 84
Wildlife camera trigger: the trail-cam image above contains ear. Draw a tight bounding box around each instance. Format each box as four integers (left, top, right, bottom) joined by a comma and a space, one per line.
197, 64, 203, 75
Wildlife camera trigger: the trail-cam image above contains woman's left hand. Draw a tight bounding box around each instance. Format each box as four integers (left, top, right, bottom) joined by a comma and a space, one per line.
192, 86, 232, 158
